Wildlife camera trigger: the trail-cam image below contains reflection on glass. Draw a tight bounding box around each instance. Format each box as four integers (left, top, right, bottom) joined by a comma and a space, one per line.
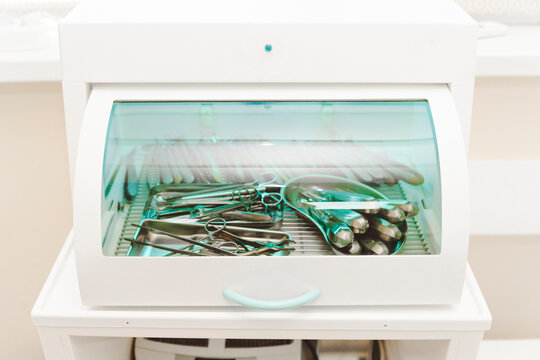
101, 101, 440, 257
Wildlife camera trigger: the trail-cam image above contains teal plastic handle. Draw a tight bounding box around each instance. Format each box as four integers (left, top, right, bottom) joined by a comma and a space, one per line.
223, 289, 321, 310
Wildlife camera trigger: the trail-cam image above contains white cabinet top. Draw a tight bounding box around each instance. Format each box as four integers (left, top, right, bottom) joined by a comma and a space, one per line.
64, 0, 472, 25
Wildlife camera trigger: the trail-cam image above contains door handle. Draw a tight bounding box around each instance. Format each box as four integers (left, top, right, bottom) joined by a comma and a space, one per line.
223, 289, 320, 310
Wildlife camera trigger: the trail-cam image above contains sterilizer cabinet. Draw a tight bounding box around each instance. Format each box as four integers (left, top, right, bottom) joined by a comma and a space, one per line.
60, 0, 477, 307
74, 84, 468, 307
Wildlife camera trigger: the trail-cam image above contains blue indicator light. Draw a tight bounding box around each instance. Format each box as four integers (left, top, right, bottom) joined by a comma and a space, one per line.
265, 44, 272, 52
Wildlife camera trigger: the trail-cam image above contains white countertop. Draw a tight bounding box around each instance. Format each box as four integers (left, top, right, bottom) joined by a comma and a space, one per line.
476, 25, 540, 77
0, 31, 61, 82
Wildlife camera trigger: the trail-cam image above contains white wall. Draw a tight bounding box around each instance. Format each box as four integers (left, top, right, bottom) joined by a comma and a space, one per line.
468, 76, 540, 339
469, 77, 540, 159
470, 235, 540, 338
0, 83, 72, 359
0, 77, 538, 359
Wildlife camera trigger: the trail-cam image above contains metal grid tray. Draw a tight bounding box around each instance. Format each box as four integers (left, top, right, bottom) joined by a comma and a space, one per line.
113, 178, 431, 256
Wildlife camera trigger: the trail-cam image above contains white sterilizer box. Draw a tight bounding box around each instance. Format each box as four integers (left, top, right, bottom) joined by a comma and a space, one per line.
60, 0, 477, 307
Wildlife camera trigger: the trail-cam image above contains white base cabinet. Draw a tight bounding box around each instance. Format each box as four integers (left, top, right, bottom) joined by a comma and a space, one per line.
32, 232, 491, 360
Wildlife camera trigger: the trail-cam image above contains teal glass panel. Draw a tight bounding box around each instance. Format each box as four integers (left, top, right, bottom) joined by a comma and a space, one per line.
102, 101, 440, 257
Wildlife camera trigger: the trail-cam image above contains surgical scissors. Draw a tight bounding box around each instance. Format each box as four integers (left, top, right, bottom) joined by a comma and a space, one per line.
158, 218, 241, 256
156, 171, 278, 203
132, 222, 239, 256
122, 237, 205, 256
194, 216, 294, 251
190, 186, 260, 219
260, 192, 284, 219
